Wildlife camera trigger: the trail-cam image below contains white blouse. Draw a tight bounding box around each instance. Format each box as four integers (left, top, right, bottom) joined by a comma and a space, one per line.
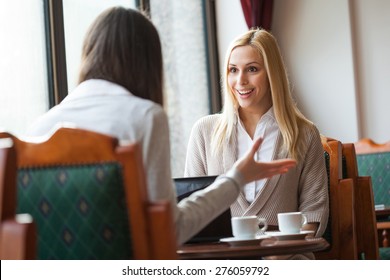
237, 108, 279, 203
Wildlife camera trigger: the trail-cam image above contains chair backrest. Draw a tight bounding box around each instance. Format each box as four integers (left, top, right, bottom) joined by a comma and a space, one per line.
0, 127, 177, 259
341, 143, 379, 259
315, 137, 357, 259
354, 138, 389, 259
355, 138, 390, 154
0, 139, 36, 259
354, 138, 390, 207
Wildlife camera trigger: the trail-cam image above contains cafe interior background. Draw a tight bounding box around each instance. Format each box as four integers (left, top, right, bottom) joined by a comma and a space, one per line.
0, 0, 389, 178
176, 0, 390, 177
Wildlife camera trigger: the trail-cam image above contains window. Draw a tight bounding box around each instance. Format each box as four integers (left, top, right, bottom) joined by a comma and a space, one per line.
0, 1, 138, 136
0, 0, 49, 136
63, 0, 136, 92
0, 0, 219, 178
150, 0, 219, 176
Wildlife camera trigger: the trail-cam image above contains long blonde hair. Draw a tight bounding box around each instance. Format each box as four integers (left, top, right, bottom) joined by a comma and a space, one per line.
211, 28, 312, 162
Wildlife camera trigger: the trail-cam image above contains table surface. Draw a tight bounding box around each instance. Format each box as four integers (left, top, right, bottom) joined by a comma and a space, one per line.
177, 237, 329, 260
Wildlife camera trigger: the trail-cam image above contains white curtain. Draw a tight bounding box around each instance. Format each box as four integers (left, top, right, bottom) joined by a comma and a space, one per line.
150, 0, 210, 177
0, 0, 49, 136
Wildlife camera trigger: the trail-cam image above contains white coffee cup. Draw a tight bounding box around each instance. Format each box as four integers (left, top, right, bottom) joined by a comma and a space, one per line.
231, 216, 268, 239
277, 212, 308, 234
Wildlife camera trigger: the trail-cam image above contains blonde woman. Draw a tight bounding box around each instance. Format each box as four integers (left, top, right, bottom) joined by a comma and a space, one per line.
185, 29, 329, 240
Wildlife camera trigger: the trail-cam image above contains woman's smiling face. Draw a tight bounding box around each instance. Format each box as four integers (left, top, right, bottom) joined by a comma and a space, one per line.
228, 45, 272, 114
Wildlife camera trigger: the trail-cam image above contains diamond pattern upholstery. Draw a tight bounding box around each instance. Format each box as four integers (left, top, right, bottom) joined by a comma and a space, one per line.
0, 127, 178, 260
16, 163, 133, 260
356, 151, 390, 260
356, 152, 390, 207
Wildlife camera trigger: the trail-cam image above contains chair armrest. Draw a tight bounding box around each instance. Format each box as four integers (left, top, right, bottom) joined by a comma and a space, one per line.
0, 214, 36, 259
337, 178, 358, 259
147, 201, 177, 259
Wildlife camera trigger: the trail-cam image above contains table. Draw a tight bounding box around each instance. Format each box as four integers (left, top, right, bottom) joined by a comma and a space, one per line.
375, 205, 390, 220
177, 237, 329, 260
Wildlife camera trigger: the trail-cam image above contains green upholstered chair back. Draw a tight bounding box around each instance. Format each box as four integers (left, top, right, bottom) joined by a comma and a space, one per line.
356, 151, 390, 260
16, 163, 132, 259
0, 127, 168, 260
354, 139, 390, 259
356, 152, 390, 207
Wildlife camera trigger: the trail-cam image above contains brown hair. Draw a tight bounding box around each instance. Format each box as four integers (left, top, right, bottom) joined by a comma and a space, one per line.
78, 7, 163, 105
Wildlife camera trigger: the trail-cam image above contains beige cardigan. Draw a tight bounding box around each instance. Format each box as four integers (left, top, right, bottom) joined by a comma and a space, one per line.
185, 114, 329, 237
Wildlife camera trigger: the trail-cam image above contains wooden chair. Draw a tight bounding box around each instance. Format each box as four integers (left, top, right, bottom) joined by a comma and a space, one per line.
0, 127, 177, 260
355, 138, 390, 154
354, 138, 390, 259
341, 143, 379, 259
354, 138, 390, 212
0, 139, 36, 259
315, 137, 357, 259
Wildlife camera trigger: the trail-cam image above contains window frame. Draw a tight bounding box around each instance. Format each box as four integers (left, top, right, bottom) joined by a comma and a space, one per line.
44, 0, 68, 107
203, 0, 221, 113
45, 0, 221, 113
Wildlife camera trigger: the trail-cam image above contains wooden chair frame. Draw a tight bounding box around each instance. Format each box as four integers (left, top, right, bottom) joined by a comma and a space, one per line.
0, 127, 177, 259
315, 138, 357, 259
354, 138, 390, 155
354, 138, 390, 250
342, 143, 379, 259
0, 139, 36, 259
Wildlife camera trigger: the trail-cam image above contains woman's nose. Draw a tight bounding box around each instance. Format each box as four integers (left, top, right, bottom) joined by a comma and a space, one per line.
237, 72, 248, 85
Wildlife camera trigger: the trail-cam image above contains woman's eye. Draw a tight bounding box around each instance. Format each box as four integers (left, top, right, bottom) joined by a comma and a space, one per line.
248, 66, 257, 72
229, 67, 237, 73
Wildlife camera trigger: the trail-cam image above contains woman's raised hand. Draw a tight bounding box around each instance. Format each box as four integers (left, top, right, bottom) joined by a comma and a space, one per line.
234, 137, 297, 185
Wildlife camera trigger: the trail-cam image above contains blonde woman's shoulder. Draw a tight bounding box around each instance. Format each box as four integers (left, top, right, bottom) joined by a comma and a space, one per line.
299, 119, 320, 134
298, 122, 324, 150
192, 113, 222, 132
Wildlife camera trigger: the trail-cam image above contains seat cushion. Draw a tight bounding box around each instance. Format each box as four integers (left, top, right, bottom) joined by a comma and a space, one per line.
17, 163, 133, 259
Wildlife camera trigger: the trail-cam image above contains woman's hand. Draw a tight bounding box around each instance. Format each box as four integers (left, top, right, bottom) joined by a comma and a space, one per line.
234, 138, 297, 184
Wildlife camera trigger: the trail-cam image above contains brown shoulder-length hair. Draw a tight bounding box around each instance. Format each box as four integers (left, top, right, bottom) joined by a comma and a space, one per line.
78, 7, 163, 105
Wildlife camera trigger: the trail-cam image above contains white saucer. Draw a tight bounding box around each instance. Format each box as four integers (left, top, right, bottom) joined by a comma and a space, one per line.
220, 235, 270, 247
264, 230, 314, 240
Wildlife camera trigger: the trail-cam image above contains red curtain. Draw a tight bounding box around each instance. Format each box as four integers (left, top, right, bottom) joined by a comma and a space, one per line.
240, 0, 274, 30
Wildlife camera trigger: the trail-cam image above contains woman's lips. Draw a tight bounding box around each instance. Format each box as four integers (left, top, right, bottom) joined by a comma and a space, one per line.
237, 88, 254, 97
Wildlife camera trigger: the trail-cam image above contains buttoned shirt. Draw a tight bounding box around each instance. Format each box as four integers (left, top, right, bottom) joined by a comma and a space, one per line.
237, 108, 279, 202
